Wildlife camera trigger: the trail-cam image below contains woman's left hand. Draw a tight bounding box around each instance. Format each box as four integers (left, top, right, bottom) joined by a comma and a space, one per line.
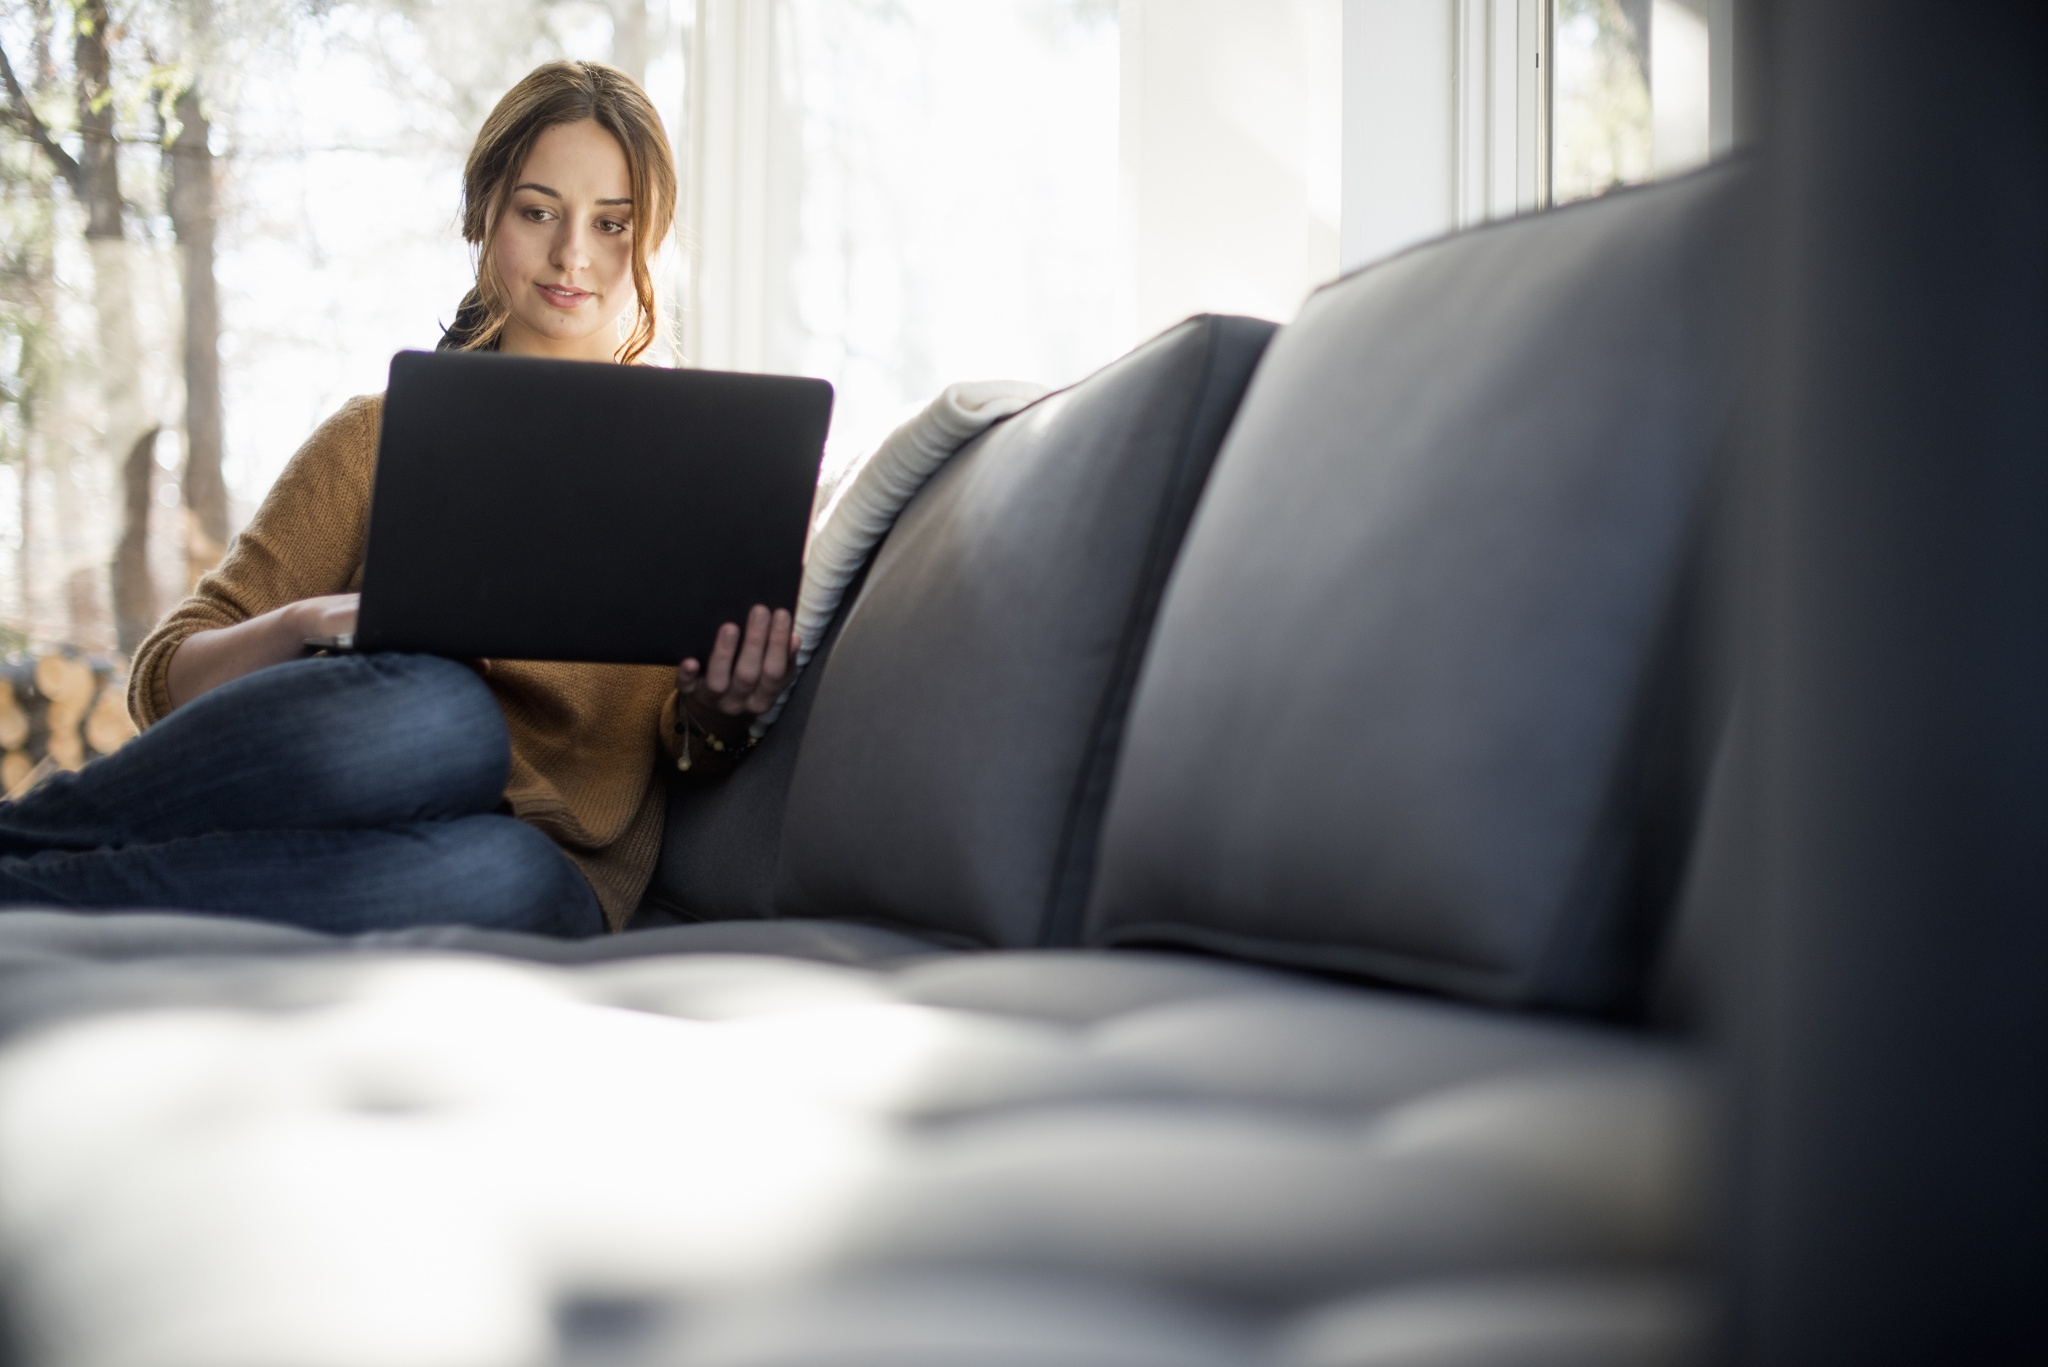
677, 604, 798, 740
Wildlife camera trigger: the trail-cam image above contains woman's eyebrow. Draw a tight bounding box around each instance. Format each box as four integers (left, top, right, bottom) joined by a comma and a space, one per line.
511, 181, 631, 208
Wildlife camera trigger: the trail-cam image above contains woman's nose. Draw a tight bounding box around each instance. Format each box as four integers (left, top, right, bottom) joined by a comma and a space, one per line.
552, 223, 592, 273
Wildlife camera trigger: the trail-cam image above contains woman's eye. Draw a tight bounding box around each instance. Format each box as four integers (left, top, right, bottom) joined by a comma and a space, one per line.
600, 219, 630, 235
523, 207, 552, 223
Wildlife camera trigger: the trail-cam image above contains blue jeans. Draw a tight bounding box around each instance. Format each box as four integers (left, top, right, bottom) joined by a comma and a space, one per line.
0, 654, 604, 936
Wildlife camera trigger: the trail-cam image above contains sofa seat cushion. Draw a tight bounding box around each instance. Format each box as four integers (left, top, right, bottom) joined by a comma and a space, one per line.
362, 918, 949, 966
0, 907, 946, 970
0, 907, 338, 965
576, 1270, 1699, 1367
0, 940, 1698, 1367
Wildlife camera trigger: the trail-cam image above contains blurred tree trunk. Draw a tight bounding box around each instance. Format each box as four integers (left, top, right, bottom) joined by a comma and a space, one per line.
72, 0, 156, 653
7, 0, 58, 642
12, 418, 28, 642
110, 423, 159, 651
0, 3, 156, 652
167, 83, 226, 587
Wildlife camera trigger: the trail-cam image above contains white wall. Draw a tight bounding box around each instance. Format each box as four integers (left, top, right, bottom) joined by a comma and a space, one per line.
1340, 0, 1453, 271
1118, 0, 1343, 342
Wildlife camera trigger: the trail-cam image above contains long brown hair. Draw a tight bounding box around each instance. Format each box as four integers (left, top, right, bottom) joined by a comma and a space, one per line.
441, 60, 677, 363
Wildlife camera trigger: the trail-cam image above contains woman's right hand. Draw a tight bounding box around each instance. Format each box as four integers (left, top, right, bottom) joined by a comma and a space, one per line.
164, 593, 360, 713
292, 593, 360, 644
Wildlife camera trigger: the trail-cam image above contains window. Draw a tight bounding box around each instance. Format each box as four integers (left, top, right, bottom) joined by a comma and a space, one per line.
1550, 0, 1715, 205
682, 0, 1120, 477
1341, 0, 1727, 272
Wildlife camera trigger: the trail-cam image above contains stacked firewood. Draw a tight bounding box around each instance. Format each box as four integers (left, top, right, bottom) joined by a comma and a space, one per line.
0, 654, 137, 798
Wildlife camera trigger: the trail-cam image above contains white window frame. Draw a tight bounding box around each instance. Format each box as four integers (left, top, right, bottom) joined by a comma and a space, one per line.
1453, 0, 1550, 228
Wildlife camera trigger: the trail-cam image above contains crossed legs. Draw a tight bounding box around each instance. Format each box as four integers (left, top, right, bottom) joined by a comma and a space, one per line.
0, 654, 602, 936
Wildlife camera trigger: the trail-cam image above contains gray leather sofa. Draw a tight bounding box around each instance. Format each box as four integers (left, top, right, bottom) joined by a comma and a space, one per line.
0, 160, 1747, 1367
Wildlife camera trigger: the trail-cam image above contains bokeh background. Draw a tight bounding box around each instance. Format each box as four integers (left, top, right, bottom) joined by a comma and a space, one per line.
0, 0, 1698, 793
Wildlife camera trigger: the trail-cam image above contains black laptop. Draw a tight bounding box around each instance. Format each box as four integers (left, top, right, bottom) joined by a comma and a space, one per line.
349, 349, 832, 665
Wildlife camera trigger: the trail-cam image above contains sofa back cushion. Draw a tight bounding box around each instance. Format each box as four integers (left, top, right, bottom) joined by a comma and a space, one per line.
1084, 167, 1750, 1011
773, 315, 1276, 948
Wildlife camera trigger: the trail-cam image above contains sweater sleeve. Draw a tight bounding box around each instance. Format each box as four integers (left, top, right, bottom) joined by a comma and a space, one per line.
657, 690, 683, 761
128, 395, 385, 729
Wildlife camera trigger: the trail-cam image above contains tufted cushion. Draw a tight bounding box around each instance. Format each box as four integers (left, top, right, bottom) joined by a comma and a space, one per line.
773, 315, 1276, 948
579, 1271, 1701, 1367
0, 927, 1698, 1367
0, 906, 944, 981
1085, 166, 1751, 1011
0, 908, 335, 965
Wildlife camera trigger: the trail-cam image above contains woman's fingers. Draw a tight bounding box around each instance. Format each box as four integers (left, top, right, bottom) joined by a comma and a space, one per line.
721, 605, 772, 713
680, 608, 797, 721
750, 609, 795, 709
761, 610, 791, 675
307, 593, 360, 637
703, 621, 741, 695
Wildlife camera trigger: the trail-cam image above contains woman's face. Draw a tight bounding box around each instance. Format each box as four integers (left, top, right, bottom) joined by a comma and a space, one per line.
490, 119, 638, 362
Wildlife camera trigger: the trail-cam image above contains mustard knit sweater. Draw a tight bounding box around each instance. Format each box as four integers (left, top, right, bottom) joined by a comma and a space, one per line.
127, 394, 685, 931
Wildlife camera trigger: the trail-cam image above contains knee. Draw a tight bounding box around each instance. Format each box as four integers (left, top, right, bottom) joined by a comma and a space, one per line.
187, 653, 509, 822
310, 654, 507, 807
424, 817, 604, 937
355, 655, 503, 746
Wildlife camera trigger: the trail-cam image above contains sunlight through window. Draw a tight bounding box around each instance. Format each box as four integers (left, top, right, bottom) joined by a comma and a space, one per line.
1551, 0, 1712, 205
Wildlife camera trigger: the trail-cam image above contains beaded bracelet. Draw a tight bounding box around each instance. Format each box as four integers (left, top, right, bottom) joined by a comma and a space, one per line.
674, 710, 759, 771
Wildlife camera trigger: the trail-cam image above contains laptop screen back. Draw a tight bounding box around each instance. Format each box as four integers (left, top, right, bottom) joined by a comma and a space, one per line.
357, 349, 831, 665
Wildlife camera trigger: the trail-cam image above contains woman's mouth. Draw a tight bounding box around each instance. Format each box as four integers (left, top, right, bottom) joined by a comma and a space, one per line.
537, 283, 592, 309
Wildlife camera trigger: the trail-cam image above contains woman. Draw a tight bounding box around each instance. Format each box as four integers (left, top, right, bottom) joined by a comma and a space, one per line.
0, 61, 792, 936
